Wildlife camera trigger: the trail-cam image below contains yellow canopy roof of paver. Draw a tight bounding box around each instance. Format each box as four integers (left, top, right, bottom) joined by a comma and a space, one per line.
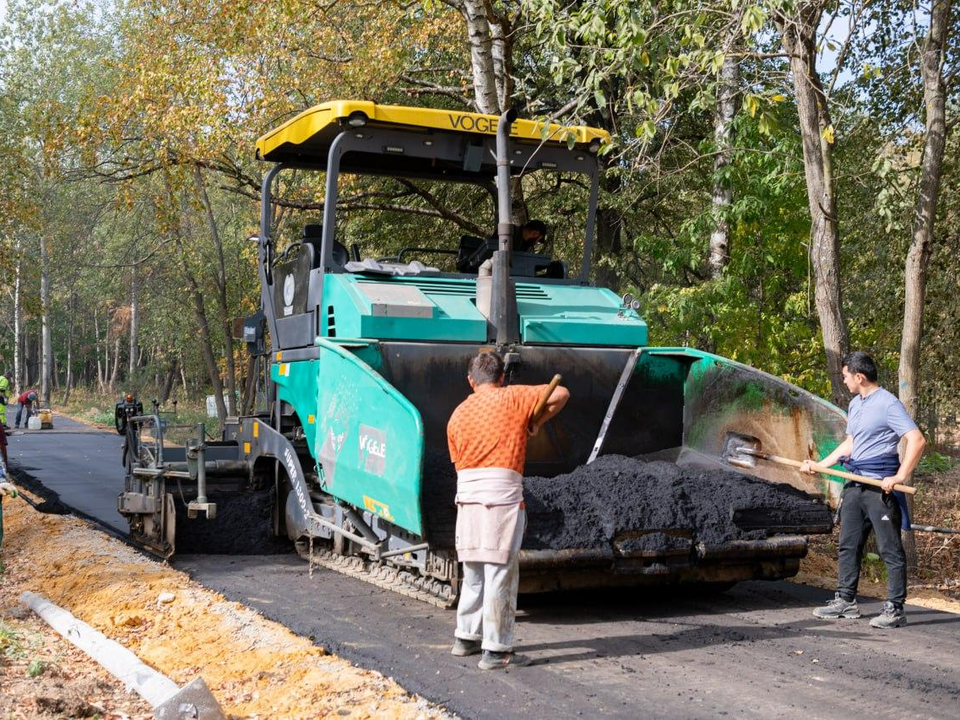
256, 100, 611, 162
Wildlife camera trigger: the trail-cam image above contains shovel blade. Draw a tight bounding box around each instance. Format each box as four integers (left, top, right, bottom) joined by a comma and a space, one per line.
721, 432, 762, 469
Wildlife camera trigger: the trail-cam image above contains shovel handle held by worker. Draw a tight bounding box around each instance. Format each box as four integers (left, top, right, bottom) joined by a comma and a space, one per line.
530, 374, 563, 430
775, 454, 916, 495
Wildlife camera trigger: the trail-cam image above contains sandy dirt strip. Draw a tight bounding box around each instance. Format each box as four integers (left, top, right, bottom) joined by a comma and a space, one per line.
0, 491, 450, 719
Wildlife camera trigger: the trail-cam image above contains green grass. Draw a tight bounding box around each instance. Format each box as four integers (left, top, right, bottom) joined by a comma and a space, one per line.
0, 621, 39, 659
918, 451, 955, 474
0, 621, 21, 657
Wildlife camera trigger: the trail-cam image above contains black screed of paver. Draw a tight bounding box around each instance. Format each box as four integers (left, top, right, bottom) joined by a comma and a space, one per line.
421, 450, 458, 547
172, 488, 292, 555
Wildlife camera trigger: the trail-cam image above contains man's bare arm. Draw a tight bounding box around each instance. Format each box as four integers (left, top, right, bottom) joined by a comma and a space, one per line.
529, 386, 569, 436
881, 428, 926, 492
801, 435, 853, 474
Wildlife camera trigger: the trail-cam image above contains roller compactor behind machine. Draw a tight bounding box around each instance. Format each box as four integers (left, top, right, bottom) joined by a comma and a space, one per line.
119, 101, 848, 606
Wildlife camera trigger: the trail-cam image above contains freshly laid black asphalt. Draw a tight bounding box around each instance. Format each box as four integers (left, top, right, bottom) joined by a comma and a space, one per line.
9, 414, 960, 719
7, 412, 128, 532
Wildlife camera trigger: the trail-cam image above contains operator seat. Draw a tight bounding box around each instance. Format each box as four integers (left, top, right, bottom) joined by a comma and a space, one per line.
456, 234, 490, 273
456, 231, 559, 278
302, 224, 349, 270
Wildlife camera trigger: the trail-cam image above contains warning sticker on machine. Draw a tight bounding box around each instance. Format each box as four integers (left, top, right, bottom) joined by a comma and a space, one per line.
358, 424, 387, 476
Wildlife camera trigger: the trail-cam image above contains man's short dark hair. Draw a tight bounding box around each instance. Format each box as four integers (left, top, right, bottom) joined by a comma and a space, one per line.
843, 351, 878, 382
524, 220, 547, 237
468, 352, 505, 385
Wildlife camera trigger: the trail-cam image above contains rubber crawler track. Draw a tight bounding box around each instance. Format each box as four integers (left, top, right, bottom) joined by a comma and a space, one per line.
296, 541, 458, 609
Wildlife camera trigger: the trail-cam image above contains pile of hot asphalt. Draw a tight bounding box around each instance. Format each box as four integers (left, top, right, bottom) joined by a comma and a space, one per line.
423, 454, 831, 553
522, 455, 830, 551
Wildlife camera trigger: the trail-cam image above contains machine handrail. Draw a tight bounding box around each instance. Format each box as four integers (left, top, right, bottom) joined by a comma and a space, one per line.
130, 414, 165, 466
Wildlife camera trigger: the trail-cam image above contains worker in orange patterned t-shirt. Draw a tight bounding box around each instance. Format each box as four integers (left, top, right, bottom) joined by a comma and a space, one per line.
446, 351, 569, 670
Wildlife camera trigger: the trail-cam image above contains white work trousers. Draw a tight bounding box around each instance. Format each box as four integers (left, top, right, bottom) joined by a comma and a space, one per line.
455, 509, 525, 652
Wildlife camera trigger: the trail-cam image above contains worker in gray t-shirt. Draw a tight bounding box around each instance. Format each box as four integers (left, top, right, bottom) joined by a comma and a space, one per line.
802, 351, 926, 629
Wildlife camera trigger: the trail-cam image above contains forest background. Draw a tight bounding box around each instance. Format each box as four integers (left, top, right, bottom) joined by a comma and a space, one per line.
0, 0, 957, 442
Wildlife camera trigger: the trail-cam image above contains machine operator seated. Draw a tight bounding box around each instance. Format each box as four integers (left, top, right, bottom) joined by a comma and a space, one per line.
456, 220, 565, 278
517, 220, 547, 252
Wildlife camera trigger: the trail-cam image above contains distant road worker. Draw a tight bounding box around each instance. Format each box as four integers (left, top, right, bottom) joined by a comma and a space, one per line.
0, 372, 10, 428
803, 351, 926, 629
447, 351, 569, 669
14, 389, 38, 429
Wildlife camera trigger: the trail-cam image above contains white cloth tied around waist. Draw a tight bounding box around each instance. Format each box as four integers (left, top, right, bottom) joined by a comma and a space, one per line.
455, 467, 524, 564
455, 467, 523, 506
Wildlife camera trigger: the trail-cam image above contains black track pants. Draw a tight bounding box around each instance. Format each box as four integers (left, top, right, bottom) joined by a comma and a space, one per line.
836, 484, 907, 606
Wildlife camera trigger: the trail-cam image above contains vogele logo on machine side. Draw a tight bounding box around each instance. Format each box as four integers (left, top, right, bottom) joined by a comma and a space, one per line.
447, 114, 499, 134
358, 424, 387, 477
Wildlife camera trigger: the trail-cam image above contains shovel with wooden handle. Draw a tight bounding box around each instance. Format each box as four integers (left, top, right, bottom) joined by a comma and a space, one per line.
721, 431, 917, 495
529, 374, 562, 432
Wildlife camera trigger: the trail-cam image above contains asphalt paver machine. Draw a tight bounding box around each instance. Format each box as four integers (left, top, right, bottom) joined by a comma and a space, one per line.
119, 101, 848, 605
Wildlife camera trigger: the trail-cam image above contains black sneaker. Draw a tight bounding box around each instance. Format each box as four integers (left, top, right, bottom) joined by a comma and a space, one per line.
451, 638, 482, 656
813, 593, 862, 619
478, 651, 531, 670
870, 601, 907, 629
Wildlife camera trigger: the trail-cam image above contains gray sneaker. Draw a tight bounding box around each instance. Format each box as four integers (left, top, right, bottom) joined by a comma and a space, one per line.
451, 638, 482, 656
813, 593, 862, 619
870, 601, 907, 629
478, 651, 532, 670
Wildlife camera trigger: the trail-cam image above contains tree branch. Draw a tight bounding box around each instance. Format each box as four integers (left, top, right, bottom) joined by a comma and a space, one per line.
397, 179, 487, 235
398, 75, 472, 106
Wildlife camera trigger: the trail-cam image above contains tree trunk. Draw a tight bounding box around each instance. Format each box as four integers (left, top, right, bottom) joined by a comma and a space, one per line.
22, 332, 29, 389
95, 312, 105, 392
61, 293, 75, 405
487, 6, 514, 111
25, 331, 33, 388
39, 234, 53, 406
103, 314, 111, 390
594, 178, 623, 290
776, 3, 849, 406
457, 0, 501, 114
450, 0, 528, 226
109, 331, 122, 390
583, 75, 626, 290
165, 174, 227, 423
194, 168, 237, 415
898, 0, 952, 420
36, 333, 41, 392
159, 357, 180, 405
129, 264, 140, 380
897, 0, 952, 573
240, 352, 258, 416
13, 238, 22, 396
709, 47, 740, 277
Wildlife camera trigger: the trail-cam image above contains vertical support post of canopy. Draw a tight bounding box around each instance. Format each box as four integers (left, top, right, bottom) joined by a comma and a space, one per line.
322, 131, 351, 274
580, 165, 601, 283
259, 164, 285, 346
493, 108, 520, 348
